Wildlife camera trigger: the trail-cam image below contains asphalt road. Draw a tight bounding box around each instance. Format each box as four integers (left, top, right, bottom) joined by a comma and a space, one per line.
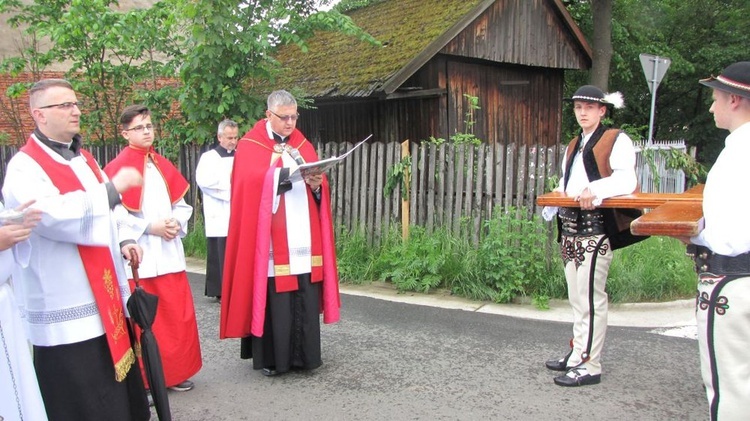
164, 272, 707, 421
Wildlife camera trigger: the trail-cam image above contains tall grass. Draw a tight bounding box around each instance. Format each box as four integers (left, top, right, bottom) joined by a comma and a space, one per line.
334, 209, 697, 305
607, 235, 696, 302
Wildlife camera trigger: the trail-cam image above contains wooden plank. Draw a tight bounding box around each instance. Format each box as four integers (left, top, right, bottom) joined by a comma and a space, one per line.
374, 142, 385, 246
366, 143, 377, 244
484, 142, 495, 220
436, 144, 446, 228
535, 190, 703, 209
534, 145, 548, 214
503, 143, 514, 210
473, 144, 485, 243
358, 143, 370, 230
344, 142, 356, 231
453, 144, 466, 235
515, 144, 527, 209
382, 142, 394, 239
631, 202, 704, 237
417, 142, 428, 228
445, 144, 456, 234
464, 144, 475, 238
494, 142, 505, 210
409, 142, 418, 227
426, 143, 437, 232
392, 143, 400, 230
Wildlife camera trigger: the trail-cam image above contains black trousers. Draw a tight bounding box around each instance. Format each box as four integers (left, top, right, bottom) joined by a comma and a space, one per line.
34, 334, 150, 421
240, 273, 323, 373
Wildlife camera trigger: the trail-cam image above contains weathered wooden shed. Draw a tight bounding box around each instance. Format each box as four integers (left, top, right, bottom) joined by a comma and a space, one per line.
274, 0, 592, 147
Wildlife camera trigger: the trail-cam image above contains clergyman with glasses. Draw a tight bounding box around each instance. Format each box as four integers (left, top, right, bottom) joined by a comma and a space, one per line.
220, 89, 340, 377
1, 78, 150, 419
104, 104, 203, 394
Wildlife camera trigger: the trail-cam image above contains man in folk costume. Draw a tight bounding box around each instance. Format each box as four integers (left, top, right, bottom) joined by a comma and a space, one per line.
1, 79, 150, 420
104, 105, 202, 392
542, 85, 646, 387
196, 119, 239, 299
0, 201, 46, 421
220, 90, 340, 376
686, 61, 750, 420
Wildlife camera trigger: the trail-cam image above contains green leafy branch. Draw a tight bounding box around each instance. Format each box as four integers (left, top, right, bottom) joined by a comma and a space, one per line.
384, 155, 412, 200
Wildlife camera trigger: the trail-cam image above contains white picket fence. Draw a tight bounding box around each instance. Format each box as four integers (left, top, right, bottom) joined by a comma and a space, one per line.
634, 140, 687, 193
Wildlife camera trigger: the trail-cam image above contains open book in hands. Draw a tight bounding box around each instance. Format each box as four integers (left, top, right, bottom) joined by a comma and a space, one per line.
289, 134, 372, 183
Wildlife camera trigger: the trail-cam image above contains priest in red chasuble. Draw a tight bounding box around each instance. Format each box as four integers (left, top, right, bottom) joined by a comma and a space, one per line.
220, 90, 340, 376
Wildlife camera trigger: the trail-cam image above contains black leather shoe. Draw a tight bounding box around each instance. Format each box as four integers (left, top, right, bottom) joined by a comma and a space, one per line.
553, 367, 601, 387
545, 349, 573, 371
261, 367, 278, 377
545, 358, 568, 371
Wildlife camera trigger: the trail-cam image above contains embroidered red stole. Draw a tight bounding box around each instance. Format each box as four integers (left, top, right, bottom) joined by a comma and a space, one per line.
250, 149, 325, 336
21, 137, 135, 382
103, 145, 189, 212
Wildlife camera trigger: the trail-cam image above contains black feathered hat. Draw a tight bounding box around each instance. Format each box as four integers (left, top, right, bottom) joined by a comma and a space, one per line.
564, 85, 624, 109
699, 61, 750, 99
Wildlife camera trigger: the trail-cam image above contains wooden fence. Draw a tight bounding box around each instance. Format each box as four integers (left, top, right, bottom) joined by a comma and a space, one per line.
0, 140, 686, 247
321, 141, 566, 245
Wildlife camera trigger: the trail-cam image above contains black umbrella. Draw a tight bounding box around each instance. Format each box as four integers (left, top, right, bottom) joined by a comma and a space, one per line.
127, 249, 172, 421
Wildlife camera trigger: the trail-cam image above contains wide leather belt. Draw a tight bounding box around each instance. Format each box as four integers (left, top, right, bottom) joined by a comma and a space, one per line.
559, 207, 605, 236
687, 245, 750, 275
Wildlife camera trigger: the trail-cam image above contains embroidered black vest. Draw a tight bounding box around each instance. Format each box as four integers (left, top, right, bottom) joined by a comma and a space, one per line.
559, 124, 648, 250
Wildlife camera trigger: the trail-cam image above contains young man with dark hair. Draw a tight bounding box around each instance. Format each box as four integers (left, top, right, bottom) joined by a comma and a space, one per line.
542, 85, 643, 387
105, 104, 202, 393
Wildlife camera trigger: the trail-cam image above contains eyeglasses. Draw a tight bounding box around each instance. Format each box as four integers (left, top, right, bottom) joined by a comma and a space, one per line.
124, 124, 155, 133
269, 110, 300, 122
38, 101, 83, 110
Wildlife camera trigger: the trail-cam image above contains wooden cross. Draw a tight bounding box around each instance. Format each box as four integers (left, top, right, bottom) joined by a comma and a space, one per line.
535, 185, 704, 237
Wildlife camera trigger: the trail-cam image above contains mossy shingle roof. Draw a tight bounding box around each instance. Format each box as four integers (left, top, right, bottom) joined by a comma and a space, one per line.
274, 0, 488, 98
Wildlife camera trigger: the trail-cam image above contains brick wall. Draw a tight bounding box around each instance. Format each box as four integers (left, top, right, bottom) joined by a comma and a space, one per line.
1, 72, 183, 146
0, 71, 67, 145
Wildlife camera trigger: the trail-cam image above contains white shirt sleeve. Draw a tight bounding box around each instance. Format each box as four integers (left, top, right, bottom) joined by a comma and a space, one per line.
587, 132, 638, 200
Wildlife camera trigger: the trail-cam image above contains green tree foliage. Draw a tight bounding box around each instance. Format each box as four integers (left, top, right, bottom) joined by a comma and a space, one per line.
173, 0, 377, 144
1, 0, 375, 150
563, 0, 747, 166
0, 0, 182, 147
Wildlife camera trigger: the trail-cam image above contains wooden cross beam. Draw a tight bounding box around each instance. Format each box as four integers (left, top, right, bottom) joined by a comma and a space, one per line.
535, 185, 704, 237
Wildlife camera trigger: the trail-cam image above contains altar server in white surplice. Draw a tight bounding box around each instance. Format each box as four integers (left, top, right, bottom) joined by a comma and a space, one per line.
1, 78, 149, 421
196, 119, 238, 298
0, 200, 46, 421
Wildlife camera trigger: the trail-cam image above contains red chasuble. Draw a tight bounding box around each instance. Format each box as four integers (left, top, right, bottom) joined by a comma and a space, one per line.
219, 120, 340, 339
103, 145, 189, 212
21, 137, 135, 381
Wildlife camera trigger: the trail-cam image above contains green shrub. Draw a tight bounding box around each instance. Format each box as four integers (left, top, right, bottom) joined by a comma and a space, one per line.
377, 226, 468, 293
474, 208, 561, 303
335, 227, 375, 284
183, 216, 207, 259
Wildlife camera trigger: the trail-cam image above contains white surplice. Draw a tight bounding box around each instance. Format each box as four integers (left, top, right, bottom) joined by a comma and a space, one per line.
117, 160, 193, 279
0, 204, 48, 421
1, 136, 133, 347
196, 148, 233, 238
